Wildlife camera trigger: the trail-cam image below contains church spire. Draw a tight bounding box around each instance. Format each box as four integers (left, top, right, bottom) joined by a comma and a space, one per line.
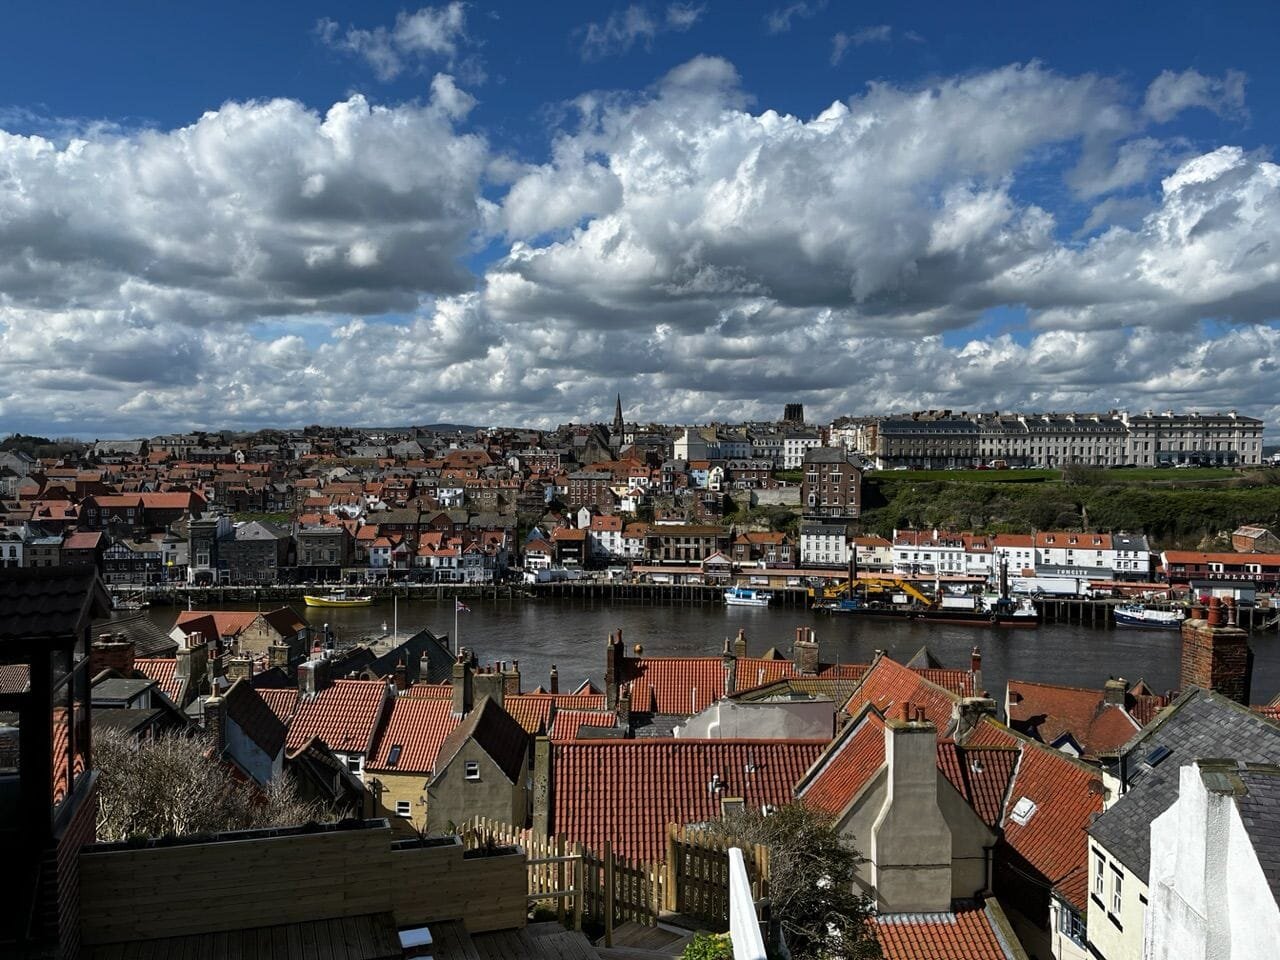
613, 393, 624, 435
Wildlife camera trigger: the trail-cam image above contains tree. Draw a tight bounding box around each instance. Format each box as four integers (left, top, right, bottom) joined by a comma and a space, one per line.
94, 728, 332, 842
703, 803, 882, 960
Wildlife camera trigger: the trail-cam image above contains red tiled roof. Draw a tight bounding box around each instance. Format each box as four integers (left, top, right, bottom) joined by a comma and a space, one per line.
367, 696, 460, 773
258, 688, 300, 723
403, 681, 454, 700
796, 709, 886, 815
553, 739, 825, 863
936, 741, 1020, 829
286, 679, 389, 754
624, 658, 728, 715
1007, 680, 1140, 757
875, 903, 1012, 960
174, 610, 260, 638
845, 656, 960, 732
134, 657, 183, 703
917, 668, 975, 698
504, 692, 609, 734
732, 658, 864, 694
998, 739, 1104, 912
549, 709, 618, 742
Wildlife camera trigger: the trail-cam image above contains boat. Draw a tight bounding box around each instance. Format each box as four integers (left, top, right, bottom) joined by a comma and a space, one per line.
818, 593, 1040, 628
1114, 603, 1185, 629
303, 591, 374, 608
724, 587, 772, 607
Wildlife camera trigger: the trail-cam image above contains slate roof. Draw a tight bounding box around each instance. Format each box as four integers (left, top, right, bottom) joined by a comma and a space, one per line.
1233, 765, 1280, 904
1090, 687, 1280, 884
95, 612, 178, 658
552, 739, 825, 863
432, 696, 529, 784
221, 678, 287, 760
366, 696, 459, 773
286, 679, 389, 754
0, 567, 111, 640
874, 901, 1018, 959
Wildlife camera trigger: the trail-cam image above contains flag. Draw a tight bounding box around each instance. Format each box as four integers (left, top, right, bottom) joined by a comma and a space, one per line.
455, 599, 470, 613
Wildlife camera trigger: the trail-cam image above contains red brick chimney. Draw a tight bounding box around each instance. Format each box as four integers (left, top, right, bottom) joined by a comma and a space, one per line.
1181, 595, 1252, 704
90, 634, 135, 676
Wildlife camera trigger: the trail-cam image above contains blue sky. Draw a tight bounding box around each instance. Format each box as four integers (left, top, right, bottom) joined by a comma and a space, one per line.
0, 1, 1278, 435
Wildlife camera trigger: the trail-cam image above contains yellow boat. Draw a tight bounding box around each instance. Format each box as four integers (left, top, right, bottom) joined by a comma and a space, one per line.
303, 591, 374, 608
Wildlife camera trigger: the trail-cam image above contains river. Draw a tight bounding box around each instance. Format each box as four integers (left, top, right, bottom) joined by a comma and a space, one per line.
142, 597, 1280, 705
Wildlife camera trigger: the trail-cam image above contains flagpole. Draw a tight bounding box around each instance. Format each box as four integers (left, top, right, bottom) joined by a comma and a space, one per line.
454, 597, 459, 655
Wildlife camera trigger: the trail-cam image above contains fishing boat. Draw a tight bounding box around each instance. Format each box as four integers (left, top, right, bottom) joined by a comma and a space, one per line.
818, 593, 1040, 627
1114, 603, 1185, 629
303, 590, 374, 608
724, 586, 772, 607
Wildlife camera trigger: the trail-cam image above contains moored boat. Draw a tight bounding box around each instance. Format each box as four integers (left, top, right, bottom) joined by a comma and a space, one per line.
724, 586, 772, 607
1114, 603, 1185, 629
304, 591, 374, 608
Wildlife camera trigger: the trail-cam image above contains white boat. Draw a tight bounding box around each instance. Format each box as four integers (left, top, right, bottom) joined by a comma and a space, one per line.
724, 587, 772, 607
1114, 603, 1185, 629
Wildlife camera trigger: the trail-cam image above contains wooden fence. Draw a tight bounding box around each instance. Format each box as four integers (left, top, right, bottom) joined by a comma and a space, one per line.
462, 817, 768, 943
665, 823, 770, 930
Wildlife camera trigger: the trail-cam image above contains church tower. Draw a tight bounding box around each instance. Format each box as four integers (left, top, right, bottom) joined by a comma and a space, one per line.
611, 394, 625, 453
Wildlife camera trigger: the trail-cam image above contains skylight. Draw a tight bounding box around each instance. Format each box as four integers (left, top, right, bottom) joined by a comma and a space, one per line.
387, 744, 402, 767
1010, 796, 1038, 826
1143, 745, 1172, 768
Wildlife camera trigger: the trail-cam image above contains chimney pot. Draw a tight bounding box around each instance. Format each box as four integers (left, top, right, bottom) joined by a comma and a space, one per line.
900, 701, 912, 723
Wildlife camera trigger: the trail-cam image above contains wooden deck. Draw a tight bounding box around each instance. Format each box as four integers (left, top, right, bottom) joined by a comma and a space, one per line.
86, 912, 402, 960
431, 921, 598, 960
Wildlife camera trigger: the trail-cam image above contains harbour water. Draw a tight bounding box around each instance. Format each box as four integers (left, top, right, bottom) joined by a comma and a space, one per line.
144, 597, 1280, 705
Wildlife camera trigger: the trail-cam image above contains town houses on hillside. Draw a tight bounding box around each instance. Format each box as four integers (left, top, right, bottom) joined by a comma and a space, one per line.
1, 403, 1271, 596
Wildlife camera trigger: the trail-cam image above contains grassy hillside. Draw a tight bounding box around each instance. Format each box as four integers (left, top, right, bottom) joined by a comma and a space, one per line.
859, 468, 1280, 549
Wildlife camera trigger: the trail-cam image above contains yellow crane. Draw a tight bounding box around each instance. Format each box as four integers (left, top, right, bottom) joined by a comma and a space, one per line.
808, 577, 933, 606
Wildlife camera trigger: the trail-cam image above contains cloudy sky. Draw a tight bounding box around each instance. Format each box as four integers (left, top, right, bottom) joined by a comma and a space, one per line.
2, 1, 1278, 437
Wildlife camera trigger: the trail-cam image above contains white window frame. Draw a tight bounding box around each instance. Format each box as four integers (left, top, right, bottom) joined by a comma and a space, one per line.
395, 800, 412, 818
1111, 865, 1123, 916
464, 760, 481, 781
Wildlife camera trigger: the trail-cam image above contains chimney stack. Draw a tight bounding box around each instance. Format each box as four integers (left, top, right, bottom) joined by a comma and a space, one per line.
474, 663, 505, 709
722, 637, 738, 696
90, 635, 136, 676
970, 646, 983, 695
176, 635, 209, 697
393, 658, 408, 693
531, 734, 553, 836
793, 626, 819, 676
299, 658, 330, 697
549, 664, 559, 695
1103, 677, 1128, 707
451, 653, 474, 717
1181, 596, 1253, 704
616, 682, 632, 730
502, 659, 522, 696
733, 628, 747, 659
605, 630, 626, 709
870, 704, 952, 913
205, 689, 226, 754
